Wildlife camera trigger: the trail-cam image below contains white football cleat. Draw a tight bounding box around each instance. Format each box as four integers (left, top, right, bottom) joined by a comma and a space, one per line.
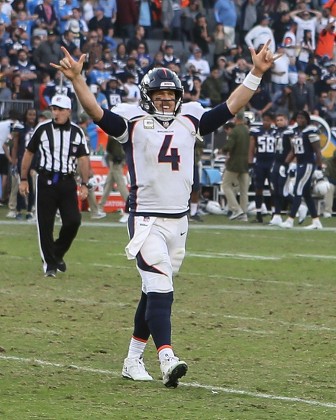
122, 357, 153, 381
119, 213, 129, 223
91, 210, 106, 219
280, 218, 294, 229
303, 219, 323, 230
160, 356, 188, 388
268, 214, 282, 226
323, 212, 332, 218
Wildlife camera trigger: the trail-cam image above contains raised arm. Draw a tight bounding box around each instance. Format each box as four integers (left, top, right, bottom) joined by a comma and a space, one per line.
226, 40, 280, 115
50, 47, 104, 122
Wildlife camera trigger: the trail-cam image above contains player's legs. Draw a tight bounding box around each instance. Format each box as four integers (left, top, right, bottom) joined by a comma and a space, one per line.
222, 170, 242, 215
123, 217, 188, 385
289, 164, 313, 218
254, 163, 267, 222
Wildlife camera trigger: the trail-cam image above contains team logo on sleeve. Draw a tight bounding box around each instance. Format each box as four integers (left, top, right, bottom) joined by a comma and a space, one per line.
143, 118, 154, 129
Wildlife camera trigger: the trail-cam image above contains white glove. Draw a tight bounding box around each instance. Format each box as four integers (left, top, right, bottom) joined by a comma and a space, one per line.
314, 169, 324, 180
279, 165, 288, 178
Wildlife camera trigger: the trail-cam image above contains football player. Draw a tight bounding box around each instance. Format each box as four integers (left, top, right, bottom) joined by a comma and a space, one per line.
269, 113, 294, 226
280, 111, 323, 229
249, 112, 277, 223
51, 41, 279, 387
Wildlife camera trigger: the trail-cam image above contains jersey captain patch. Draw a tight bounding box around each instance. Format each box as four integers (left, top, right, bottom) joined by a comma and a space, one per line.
143, 118, 154, 129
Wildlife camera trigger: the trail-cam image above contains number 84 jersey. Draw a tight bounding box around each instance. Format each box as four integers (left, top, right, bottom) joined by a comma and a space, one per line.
113, 102, 206, 216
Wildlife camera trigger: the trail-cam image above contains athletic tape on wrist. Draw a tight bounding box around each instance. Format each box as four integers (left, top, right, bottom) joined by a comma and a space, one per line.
242, 72, 262, 91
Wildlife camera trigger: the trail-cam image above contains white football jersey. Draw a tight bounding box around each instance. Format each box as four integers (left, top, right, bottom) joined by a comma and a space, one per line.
112, 102, 206, 215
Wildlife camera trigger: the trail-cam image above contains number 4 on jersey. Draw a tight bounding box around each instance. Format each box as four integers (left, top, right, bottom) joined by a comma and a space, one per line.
158, 134, 180, 171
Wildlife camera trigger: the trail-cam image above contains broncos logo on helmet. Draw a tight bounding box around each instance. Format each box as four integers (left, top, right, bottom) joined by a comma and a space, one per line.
139, 68, 184, 118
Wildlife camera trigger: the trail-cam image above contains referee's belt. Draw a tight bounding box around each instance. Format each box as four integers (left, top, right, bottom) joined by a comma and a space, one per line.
38, 169, 74, 181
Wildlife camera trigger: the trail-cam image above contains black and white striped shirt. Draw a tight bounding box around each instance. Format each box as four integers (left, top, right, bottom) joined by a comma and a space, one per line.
26, 119, 90, 174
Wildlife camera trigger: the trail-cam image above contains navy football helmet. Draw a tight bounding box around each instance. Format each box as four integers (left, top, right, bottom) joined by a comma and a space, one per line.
139, 67, 184, 118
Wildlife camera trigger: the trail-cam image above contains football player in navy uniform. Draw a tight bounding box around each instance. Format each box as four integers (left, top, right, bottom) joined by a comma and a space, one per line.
249, 112, 276, 223
280, 110, 323, 229
51, 41, 280, 388
269, 113, 293, 226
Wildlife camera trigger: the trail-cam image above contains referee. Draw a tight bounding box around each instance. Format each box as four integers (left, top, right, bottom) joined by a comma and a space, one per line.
19, 94, 91, 277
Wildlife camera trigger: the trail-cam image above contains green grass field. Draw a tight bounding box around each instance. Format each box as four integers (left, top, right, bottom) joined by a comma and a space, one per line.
1, 208, 336, 419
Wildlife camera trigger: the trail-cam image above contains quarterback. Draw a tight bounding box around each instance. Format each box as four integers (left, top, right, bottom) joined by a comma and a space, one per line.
51, 41, 279, 388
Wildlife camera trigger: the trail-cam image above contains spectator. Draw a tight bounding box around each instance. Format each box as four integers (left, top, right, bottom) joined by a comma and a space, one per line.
10, 73, 34, 100
214, 0, 237, 47
137, 0, 153, 38
247, 84, 273, 121
32, 29, 63, 78
81, 30, 104, 71
313, 91, 336, 127
103, 76, 128, 108
324, 0, 336, 19
121, 56, 143, 84
13, 48, 38, 93
0, 74, 12, 100
87, 58, 112, 86
239, 0, 259, 46
270, 44, 289, 98
33, 0, 59, 34
98, 0, 117, 25
64, 19, 86, 51
315, 21, 336, 61
4, 26, 30, 65
162, 44, 181, 67
115, 0, 138, 41
43, 69, 73, 105
82, 0, 96, 22
245, 13, 276, 54
201, 66, 224, 107
60, 29, 81, 59
66, 8, 89, 37
126, 25, 149, 54
289, 7, 322, 50
113, 42, 128, 72
122, 72, 141, 103
272, 11, 292, 47
161, 0, 182, 41
192, 12, 212, 56
213, 23, 230, 64
185, 46, 210, 82
88, 5, 114, 38
289, 71, 315, 114
181, 0, 204, 42
228, 57, 252, 91
296, 29, 314, 72
58, 0, 78, 34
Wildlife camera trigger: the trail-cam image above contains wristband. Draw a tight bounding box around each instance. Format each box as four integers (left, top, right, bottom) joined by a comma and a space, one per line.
242, 72, 262, 91
21, 178, 27, 181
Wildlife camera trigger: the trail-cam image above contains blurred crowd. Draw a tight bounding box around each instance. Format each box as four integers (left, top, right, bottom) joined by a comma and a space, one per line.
0, 0, 335, 126
1, 0, 336, 211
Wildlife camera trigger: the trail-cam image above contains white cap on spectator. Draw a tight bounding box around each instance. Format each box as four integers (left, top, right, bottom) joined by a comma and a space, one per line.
51, 95, 72, 109
68, 19, 80, 33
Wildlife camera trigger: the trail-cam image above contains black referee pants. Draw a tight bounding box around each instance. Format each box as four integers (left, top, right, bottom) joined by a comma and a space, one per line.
36, 173, 81, 272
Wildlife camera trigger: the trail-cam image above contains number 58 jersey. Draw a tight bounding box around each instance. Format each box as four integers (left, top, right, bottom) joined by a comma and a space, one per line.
112, 102, 206, 217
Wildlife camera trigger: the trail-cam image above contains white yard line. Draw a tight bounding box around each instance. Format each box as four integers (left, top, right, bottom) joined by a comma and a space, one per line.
0, 355, 335, 409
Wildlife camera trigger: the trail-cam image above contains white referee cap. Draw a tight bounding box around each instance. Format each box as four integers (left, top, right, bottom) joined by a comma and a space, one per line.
51, 94, 72, 110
